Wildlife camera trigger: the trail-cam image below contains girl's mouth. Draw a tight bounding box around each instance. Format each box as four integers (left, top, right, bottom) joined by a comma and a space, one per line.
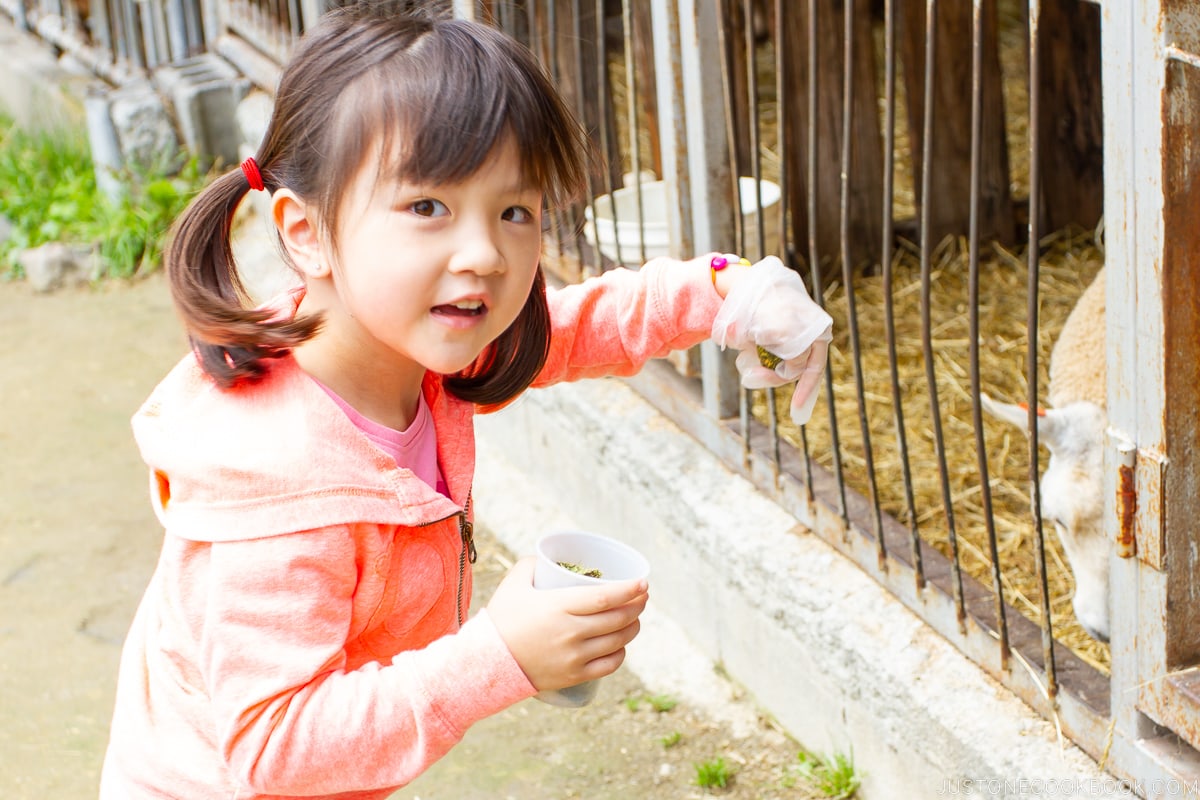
434, 300, 486, 317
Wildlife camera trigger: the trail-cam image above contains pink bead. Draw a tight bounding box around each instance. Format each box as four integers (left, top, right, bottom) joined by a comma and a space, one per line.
710, 255, 730, 271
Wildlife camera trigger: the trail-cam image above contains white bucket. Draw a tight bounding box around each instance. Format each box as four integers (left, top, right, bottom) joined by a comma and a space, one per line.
583, 177, 781, 268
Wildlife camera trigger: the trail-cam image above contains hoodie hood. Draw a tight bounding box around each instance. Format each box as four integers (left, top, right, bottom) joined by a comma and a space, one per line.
133, 349, 472, 543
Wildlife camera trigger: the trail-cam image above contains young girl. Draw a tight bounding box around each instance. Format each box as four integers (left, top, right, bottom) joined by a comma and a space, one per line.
100, 7, 831, 799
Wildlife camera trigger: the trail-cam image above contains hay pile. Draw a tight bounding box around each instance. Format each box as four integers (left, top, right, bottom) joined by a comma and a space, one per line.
754, 228, 1108, 673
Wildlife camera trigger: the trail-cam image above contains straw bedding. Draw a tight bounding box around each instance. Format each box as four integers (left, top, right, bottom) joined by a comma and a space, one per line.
599, 1, 1110, 673
756, 229, 1109, 674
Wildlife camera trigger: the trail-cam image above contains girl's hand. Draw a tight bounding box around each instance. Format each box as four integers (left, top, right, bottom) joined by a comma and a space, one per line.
486, 557, 649, 691
710, 255, 833, 426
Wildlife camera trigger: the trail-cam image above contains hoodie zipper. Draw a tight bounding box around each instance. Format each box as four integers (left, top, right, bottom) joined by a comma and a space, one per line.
456, 492, 476, 626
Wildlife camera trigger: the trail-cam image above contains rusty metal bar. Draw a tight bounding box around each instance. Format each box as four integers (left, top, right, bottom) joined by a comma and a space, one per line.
968, 0, 1009, 671
918, 0, 966, 632
806, 0, 848, 524
880, 0, 923, 591
839, 0, 885, 568
1024, 0, 1057, 700
773, 0, 817, 500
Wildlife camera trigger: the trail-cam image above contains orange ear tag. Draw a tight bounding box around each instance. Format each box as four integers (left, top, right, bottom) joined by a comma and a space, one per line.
1017, 401, 1047, 417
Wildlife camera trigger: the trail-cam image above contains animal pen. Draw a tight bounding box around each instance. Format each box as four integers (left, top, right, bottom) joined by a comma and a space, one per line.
7, 0, 1200, 791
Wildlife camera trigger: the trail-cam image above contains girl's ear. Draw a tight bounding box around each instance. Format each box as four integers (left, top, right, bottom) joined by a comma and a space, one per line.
272, 189, 330, 278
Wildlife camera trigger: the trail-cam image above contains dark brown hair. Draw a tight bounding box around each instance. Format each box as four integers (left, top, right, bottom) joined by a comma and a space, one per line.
167, 6, 590, 405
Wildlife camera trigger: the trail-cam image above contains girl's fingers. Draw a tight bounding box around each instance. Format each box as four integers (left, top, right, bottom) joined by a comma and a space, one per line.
554, 578, 649, 615
583, 618, 642, 660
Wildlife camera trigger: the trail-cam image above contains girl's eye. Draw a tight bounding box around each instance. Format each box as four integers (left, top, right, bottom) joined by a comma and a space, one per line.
503, 206, 535, 224
411, 199, 448, 217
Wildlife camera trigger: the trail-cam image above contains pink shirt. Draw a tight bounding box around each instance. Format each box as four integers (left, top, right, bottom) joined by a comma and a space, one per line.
100, 258, 724, 799
316, 381, 449, 496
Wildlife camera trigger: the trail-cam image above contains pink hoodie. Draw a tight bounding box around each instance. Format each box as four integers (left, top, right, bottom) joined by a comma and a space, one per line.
100, 259, 723, 799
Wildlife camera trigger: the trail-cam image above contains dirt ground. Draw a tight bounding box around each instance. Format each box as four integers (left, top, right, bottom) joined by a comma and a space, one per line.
0, 272, 827, 799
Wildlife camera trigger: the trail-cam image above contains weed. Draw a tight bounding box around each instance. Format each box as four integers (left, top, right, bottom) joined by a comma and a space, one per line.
659, 731, 682, 748
622, 696, 641, 712
646, 694, 677, 713
793, 748, 861, 799
0, 116, 211, 279
693, 756, 734, 789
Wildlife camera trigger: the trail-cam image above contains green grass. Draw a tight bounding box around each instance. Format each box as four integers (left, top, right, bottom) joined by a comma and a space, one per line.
791, 748, 861, 799
645, 694, 677, 712
693, 756, 734, 789
623, 693, 679, 713
0, 115, 212, 279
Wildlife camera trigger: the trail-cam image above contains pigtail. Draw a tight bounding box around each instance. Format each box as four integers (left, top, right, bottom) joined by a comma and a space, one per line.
165, 166, 321, 388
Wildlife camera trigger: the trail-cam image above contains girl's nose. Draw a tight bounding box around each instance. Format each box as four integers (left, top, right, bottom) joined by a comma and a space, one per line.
448, 230, 506, 276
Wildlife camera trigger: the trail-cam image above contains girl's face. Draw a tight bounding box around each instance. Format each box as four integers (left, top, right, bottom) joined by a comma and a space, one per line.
316, 134, 544, 381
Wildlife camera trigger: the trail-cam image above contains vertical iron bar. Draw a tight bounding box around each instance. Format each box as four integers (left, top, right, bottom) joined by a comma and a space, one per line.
572, 0, 603, 274
919, 0, 966, 631
968, 0, 1010, 670
881, 0, 924, 589
743, 0, 764, 260
1025, 0, 1057, 699
741, 0, 780, 475
776, 0, 816, 499
715, 0, 744, 255
839, 0, 885, 566
807, 0, 848, 522
622, 0, 646, 265
595, 0, 621, 269
713, 0, 753, 455
541, 0, 571, 273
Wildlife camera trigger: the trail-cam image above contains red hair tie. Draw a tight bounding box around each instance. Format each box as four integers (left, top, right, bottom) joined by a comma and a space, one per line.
240, 157, 265, 192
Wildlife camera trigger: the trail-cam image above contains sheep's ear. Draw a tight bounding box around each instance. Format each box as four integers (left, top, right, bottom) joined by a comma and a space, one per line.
980, 393, 1034, 433
980, 395, 1098, 455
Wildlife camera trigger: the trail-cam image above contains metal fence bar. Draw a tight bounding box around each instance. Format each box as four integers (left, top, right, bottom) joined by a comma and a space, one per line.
806, 0, 848, 526
621, 0, 646, 266
1023, 0, 1057, 699
838, 0, 884, 567
880, 0, 924, 592
918, 0, 967, 632
968, 0, 1009, 671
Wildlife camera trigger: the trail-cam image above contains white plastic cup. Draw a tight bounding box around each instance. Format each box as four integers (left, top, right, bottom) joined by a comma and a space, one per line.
532, 531, 651, 707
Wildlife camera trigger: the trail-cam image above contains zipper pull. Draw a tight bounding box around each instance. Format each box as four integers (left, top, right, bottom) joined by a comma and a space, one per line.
460, 513, 477, 564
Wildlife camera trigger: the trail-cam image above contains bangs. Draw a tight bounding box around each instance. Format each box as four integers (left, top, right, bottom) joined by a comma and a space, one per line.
321, 18, 587, 219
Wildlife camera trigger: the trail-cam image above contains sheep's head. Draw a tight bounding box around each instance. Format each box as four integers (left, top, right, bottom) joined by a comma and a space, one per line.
980, 395, 1110, 642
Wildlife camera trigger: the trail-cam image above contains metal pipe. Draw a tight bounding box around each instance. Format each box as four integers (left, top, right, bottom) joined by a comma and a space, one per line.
919, 0, 967, 632
968, 0, 1009, 670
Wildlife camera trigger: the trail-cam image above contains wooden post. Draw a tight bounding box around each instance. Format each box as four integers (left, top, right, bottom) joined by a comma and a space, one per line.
1036, 0, 1103, 233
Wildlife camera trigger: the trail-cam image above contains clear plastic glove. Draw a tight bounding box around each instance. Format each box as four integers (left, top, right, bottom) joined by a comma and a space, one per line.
710, 255, 833, 425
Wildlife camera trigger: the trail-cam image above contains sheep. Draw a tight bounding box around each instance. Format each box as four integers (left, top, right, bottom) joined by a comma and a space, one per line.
980, 266, 1109, 642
